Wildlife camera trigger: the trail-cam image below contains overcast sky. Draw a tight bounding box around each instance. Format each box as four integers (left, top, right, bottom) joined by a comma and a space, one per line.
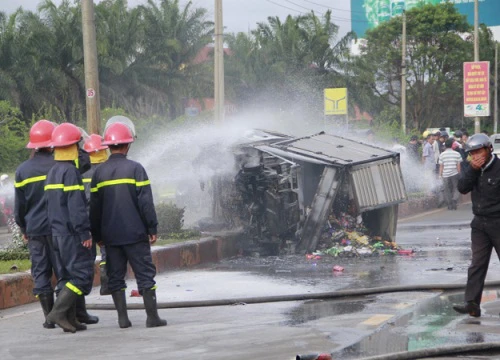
2, 0, 352, 36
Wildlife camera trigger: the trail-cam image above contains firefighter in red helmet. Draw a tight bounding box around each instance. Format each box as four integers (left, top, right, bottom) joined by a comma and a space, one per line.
44, 123, 95, 333
82, 134, 111, 296
14, 120, 58, 329
90, 120, 166, 328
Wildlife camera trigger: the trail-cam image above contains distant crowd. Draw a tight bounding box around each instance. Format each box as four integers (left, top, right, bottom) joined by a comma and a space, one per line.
399, 128, 484, 210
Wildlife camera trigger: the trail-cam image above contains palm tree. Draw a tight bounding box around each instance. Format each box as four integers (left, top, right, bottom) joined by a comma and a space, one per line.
253, 15, 308, 74
135, 0, 214, 119
301, 11, 356, 74
36, 0, 85, 122
226, 11, 354, 117
94, 0, 144, 115
0, 11, 21, 105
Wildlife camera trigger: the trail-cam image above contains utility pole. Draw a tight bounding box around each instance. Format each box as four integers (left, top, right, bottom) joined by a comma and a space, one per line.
214, 0, 225, 124
82, 0, 101, 135
401, 11, 407, 135
495, 42, 498, 134
474, 0, 480, 134
213, 0, 224, 220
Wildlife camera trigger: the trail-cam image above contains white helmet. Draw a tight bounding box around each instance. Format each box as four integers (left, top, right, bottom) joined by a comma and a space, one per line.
104, 116, 136, 138
0, 174, 8, 182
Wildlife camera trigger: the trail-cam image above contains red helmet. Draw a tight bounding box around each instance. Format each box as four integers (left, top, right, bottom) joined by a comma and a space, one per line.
26, 120, 56, 149
102, 122, 134, 145
83, 134, 108, 152
50, 123, 82, 148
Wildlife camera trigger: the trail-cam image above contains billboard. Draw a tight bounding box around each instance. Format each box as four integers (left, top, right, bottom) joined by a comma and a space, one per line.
324, 88, 348, 116
463, 61, 490, 117
351, 0, 500, 37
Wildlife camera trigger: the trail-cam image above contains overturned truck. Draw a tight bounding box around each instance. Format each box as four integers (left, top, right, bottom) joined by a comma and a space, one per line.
217, 130, 407, 255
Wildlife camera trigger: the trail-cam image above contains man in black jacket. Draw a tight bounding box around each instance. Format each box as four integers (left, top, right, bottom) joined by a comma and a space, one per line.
14, 120, 57, 329
90, 121, 166, 329
453, 133, 500, 317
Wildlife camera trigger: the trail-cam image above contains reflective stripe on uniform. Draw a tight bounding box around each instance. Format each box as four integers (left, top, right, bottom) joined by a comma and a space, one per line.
82, 178, 91, 183
65, 282, 83, 295
14, 175, 47, 188
44, 184, 85, 191
90, 178, 151, 193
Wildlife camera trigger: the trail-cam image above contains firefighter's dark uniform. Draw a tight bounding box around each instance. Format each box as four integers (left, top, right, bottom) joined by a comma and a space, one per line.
14, 151, 58, 295
82, 165, 96, 203
45, 161, 94, 295
82, 164, 100, 258
77, 147, 91, 174
458, 154, 500, 306
83, 163, 108, 290
90, 153, 158, 293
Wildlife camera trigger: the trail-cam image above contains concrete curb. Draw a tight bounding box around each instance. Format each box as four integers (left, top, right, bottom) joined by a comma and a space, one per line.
397, 193, 471, 219
397, 222, 470, 232
0, 231, 243, 310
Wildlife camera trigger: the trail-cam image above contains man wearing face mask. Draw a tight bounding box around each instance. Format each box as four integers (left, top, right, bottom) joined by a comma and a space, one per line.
453, 134, 500, 317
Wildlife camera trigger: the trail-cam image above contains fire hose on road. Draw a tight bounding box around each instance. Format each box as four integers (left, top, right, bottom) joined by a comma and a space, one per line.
357, 342, 500, 360
86, 280, 500, 360
86, 280, 500, 310
297, 342, 500, 360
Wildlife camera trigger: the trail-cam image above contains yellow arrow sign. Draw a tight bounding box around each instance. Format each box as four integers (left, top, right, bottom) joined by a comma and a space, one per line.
324, 88, 347, 115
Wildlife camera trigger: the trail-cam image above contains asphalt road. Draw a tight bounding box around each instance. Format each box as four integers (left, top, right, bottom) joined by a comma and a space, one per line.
0, 225, 13, 249
4, 202, 500, 359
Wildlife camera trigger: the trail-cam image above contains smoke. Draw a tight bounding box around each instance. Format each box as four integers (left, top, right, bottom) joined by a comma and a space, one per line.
130, 106, 353, 225
130, 107, 438, 227
380, 140, 442, 196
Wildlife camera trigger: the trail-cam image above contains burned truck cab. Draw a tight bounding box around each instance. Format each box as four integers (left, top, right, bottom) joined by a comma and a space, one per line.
223, 131, 407, 255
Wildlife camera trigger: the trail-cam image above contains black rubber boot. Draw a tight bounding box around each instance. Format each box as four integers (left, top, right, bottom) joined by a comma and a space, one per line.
66, 301, 87, 332
99, 264, 111, 296
75, 296, 99, 324
143, 289, 167, 328
111, 290, 132, 328
453, 301, 481, 317
38, 292, 56, 329
46, 286, 78, 333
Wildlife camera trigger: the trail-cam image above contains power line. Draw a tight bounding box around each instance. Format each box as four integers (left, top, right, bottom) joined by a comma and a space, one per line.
266, 0, 369, 24
299, 0, 370, 22
301, 0, 366, 14
266, 0, 304, 14
284, 0, 325, 16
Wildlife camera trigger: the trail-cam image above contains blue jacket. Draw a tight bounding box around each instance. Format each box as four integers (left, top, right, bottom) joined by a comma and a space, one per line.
14, 152, 56, 237
45, 161, 91, 239
90, 153, 158, 246
82, 164, 99, 206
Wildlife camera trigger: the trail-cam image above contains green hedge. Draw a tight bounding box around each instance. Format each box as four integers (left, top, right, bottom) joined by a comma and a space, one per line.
156, 202, 185, 235
0, 248, 30, 261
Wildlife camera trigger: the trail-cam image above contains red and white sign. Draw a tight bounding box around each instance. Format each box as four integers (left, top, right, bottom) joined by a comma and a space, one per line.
463, 61, 490, 117
87, 88, 96, 99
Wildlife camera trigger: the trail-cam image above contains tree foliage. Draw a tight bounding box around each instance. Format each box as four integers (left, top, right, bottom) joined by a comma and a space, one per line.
0, 101, 29, 171
0, 0, 497, 172
225, 10, 355, 119
352, 2, 496, 132
0, 0, 213, 123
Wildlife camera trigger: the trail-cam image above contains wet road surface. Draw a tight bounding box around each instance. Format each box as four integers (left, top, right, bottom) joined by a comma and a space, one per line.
4, 202, 500, 359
